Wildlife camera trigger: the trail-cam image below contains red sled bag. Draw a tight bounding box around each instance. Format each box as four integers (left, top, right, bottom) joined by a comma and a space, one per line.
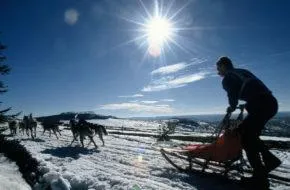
183, 129, 242, 162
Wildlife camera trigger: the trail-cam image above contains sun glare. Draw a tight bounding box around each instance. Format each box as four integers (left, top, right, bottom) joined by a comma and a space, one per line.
146, 17, 173, 47
145, 17, 173, 57
118, 0, 192, 58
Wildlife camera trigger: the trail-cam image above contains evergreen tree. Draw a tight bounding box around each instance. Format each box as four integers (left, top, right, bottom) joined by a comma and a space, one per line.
0, 35, 20, 126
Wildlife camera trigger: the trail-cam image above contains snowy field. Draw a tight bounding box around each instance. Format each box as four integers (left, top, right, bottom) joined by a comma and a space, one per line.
0, 154, 31, 190
2, 118, 290, 190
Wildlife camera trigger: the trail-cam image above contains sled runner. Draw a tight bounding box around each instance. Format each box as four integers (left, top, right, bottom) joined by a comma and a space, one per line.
159, 105, 290, 187
160, 105, 246, 176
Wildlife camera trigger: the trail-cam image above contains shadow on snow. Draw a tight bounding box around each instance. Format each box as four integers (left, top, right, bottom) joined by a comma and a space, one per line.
157, 167, 244, 190
41, 146, 100, 159
21, 138, 46, 142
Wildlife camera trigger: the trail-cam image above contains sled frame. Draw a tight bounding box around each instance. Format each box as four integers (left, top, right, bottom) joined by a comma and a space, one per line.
160, 104, 247, 176
160, 147, 245, 176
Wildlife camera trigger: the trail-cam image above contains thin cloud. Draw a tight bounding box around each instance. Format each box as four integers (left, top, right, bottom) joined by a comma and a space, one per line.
118, 94, 144, 98
129, 100, 139, 103
142, 83, 185, 92
168, 73, 206, 85
99, 103, 173, 113
130, 100, 171, 104
140, 100, 158, 104
142, 71, 209, 92
269, 50, 290, 57
189, 58, 207, 65
151, 62, 188, 75
161, 99, 175, 102
151, 58, 207, 75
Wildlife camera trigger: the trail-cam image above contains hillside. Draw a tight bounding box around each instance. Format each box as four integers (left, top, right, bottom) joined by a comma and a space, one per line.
36, 111, 117, 123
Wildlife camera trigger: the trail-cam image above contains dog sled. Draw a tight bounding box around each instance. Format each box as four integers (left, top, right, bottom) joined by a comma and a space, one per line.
160, 105, 246, 176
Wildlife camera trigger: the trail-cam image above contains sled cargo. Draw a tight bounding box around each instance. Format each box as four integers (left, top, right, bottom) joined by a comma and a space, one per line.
161, 105, 246, 175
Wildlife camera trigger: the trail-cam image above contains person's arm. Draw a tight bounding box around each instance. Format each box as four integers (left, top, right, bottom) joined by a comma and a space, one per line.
222, 75, 239, 112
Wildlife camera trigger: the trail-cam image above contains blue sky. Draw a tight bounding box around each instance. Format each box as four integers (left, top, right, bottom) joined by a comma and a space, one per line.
1, 0, 290, 117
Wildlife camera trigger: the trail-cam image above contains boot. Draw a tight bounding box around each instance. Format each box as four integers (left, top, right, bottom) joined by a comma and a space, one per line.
262, 151, 281, 173
240, 168, 270, 189
240, 174, 270, 189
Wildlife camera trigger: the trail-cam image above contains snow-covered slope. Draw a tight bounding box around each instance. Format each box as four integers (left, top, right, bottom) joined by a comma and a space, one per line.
4, 119, 290, 190
0, 154, 31, 190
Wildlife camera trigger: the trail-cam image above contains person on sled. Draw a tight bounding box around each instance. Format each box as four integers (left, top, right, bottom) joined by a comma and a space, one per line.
216, 56, 281, 188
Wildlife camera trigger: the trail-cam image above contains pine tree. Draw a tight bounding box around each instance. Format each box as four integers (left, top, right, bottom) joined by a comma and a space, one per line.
0, 35, 20, 126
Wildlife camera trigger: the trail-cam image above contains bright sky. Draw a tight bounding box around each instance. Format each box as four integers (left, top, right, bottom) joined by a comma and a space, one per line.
1, 0, 290, 117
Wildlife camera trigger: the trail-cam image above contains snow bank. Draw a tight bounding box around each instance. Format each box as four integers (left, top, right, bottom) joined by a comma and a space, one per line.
0, 154, 31, 190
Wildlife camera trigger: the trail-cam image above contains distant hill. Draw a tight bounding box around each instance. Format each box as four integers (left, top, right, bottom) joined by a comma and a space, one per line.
36, 111, 117, 123
129, 111, 290, 122
129, 112, 290, 137
128, 114, 224, 122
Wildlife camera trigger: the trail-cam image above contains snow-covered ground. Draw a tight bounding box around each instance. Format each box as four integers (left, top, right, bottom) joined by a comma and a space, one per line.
2, 118, 290, 190
0, 154, 31, 190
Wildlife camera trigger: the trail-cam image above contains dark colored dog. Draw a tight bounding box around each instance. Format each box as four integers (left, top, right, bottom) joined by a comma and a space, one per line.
41, 121, 62, 139
69, 119, 108, 148
8, 120, 17, 135
23, 116, 37, 139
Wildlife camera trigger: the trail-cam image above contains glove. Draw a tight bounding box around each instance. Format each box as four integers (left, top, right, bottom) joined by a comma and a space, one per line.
226, 106, 235, 113
232, 125, 244, 136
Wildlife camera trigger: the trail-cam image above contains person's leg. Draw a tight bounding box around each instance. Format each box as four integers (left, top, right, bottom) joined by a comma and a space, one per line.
239, 97, 271, 189
240, 116, 270, 189
243, 95, 279, 168
240, 115, 266, 177
256, 95, 281, 172
260, 140, 281, 172
239, 94, 279, 188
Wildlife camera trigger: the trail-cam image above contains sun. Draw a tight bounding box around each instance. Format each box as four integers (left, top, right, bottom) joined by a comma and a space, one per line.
145, 17, 173, 57
117, 0, 192, 58
146, 17, 173, 48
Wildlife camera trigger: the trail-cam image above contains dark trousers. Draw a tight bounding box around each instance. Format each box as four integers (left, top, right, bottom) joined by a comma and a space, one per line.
239, 94, 278, 176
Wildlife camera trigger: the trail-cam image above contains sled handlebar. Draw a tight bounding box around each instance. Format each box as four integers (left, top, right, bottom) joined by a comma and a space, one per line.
223, 104, 246, 122
213, 104, 246, 139
236, 104, 245, 120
